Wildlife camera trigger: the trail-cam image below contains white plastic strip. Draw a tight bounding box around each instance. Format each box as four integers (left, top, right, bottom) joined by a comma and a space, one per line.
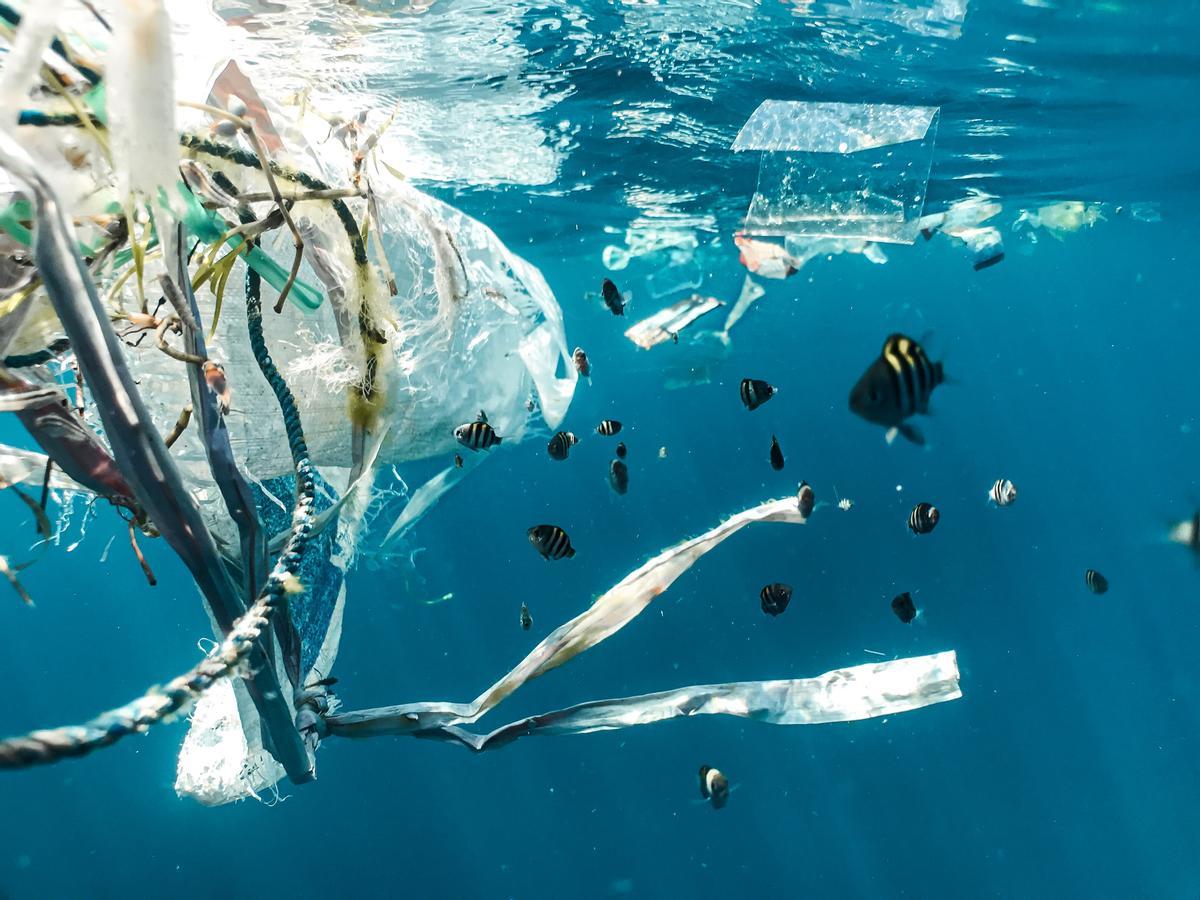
425, 651, 962, 752
329, 496, 811, 737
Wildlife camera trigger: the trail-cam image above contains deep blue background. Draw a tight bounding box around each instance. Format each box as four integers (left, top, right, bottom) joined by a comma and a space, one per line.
4, 0, 1200, 896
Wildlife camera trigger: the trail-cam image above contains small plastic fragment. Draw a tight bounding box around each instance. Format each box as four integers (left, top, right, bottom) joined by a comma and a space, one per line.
624, 294, 724, 349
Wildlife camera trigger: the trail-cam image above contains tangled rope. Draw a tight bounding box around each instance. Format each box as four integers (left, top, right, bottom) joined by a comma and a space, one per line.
0, 595, 273, 768
0, 268, 317, 769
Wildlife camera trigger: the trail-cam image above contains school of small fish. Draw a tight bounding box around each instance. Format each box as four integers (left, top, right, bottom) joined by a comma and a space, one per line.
442, 277, 1190, 811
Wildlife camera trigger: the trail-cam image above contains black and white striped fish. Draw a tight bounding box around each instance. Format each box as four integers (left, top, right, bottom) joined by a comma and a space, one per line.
988, 479, 1017, 506
909, 502, 939, 535
892, 591, 918, 623
609, 459, 629, 495
547, 431, 578, 461
848, 333, 945, 445
615, 441, 627, 460
760, 582, 792, 616
1084, 569, 1109, 594
740, 378, 775, 411
597, 419, 622, 436
454, 413, 502, 451
520, 602, 533, 631
528, 524, 575, 560
769, 435, 784, 471
796, 481, 815, 518
699, 765, 729, 810
601, 278, 627, 316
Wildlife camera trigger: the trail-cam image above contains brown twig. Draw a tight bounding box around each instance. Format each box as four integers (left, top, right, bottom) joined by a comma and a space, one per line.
153, 317, 205, 365
163, 404, 193, 448
128, 520, 156, 587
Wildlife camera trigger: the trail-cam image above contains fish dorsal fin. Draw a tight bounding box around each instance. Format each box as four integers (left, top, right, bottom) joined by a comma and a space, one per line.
476, 409, 488, 423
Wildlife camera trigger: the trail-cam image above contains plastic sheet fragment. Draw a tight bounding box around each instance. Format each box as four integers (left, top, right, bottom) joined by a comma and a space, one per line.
330, 497, 819, 738
624, 294, 724, 350
422, 651, 962, 752
734, 101, 940, 244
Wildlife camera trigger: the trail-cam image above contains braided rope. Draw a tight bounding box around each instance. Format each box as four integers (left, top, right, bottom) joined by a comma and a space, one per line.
0, 269, 317, 770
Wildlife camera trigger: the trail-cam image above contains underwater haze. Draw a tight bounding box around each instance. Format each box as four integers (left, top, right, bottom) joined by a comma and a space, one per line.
3, 0, 1200, 898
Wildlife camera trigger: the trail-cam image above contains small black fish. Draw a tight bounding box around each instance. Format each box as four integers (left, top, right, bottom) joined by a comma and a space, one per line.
796, 481, 815, 518
528, 524, 575, 560
602, 278, 626, 316
892, 591, 917, 623
760, 582, 792, 616
989, 479, 1017, 506
597, 419, 622, 436
909, 502, 939, 535
740, 378, 775, 411
573, 347, 591, 378
615, 441, 627, 460
848, 333, 945, 445
769, 435, 784, 471
520, 602, 533, 631
454, 415, 502, 451
699, 765, 729, 810
609, 459, 629, 495
1085, 569, 1109, 595
454, 453, 463, 469
547, 431, 578, 461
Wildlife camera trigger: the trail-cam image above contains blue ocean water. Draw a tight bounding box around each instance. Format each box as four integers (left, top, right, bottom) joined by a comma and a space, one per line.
3, 1, 1200, 897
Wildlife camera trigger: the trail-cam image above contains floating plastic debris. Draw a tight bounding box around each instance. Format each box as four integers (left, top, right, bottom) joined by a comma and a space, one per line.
733, 101, 940, 244
1013, 201, 1106, 241
625, 294, 724, 350
919, 195, 1006, 269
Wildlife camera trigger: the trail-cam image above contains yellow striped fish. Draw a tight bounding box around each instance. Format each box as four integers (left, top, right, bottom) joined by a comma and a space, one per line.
849, 333, 945, 445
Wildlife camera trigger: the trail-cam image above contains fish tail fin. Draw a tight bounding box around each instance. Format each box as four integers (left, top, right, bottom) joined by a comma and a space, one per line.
566, 546, 576, 558
885, 427, 899, 446
897, 423, 925, 446
494, 435, 504, 444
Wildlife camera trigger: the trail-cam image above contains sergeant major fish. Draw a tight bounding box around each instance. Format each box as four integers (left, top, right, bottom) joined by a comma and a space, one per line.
1084, 569, 1109, 594
988, 479, 1017, 506
760, 582, 792, 616
769, 435, 784, 471
892, 591, 918, 623
454, 411, 502, 451
520, 602, 533, 631
796, 481, 815, 518
848, 333, 945, 445
909, 502, 939, 535
597, 419, 622, 437
740, 378, 776, 411
698, 765, 730, 810
528, 524, 575, 560
547, 431, 578, 461
602, 278, 627, 316
609, 459, 629, 495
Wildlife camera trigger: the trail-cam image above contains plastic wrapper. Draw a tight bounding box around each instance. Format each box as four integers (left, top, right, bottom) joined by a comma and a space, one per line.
624, 294, 723, 350
734, 101, 940, 244
424, 651, 962, 752
328, 498, 960, 745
